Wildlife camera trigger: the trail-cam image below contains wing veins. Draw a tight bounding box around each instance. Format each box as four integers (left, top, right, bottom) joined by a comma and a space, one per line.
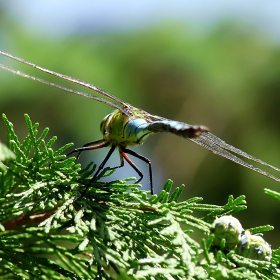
202, 132, 280, 171
190, 132, 280, 182
0, 50, 128, 113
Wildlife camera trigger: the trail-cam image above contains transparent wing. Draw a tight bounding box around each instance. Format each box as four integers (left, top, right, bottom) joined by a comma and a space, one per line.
190, 132, 280, 182
0, 50, 130, 115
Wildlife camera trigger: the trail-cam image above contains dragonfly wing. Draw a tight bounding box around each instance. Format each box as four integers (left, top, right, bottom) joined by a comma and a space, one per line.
0, 62, 130, 115
0, 50, 132, 116
189, 132, 280, 182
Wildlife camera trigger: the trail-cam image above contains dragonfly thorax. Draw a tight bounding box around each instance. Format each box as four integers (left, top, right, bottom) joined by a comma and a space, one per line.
100, 109, 153, 148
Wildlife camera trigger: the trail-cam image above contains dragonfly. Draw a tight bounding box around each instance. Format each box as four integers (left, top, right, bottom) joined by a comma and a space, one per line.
1, 50, 280, 197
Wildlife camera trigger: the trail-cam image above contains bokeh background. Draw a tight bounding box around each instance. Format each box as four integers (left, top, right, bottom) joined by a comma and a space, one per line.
1, 1, 280, 247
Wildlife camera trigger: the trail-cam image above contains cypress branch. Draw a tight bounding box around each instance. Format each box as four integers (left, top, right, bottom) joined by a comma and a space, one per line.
0, 114, 279, 279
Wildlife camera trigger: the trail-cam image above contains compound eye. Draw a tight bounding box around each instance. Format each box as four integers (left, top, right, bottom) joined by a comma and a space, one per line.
100, 113, 112, 135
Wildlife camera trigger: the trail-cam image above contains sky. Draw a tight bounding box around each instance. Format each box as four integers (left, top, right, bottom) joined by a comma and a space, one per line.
2, 0, 280, 41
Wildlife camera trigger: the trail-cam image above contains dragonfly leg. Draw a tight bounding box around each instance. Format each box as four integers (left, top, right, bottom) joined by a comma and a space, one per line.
49, 140, 107, 169
79, 146, 116, 199
103, 155, 125, 171
121, 148, 153, 195
67, 139, 107, 160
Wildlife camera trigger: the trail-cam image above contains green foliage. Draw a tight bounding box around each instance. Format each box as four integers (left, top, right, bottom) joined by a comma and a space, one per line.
0, 114, 280, 279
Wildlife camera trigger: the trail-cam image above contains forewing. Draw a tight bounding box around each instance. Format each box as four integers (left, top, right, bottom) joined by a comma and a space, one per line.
0, 50, 131, 115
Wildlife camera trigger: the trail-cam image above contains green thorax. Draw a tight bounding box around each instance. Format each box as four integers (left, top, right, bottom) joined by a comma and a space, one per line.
100, 109, 153, 148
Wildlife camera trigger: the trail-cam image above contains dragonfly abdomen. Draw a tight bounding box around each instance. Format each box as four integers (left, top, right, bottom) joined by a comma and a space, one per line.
146, 120, 209, 138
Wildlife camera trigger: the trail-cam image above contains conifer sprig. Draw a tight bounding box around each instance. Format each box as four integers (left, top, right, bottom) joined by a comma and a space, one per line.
0, 114, 279, 279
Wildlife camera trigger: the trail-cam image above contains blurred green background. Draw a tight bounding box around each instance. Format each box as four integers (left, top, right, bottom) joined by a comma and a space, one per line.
1, 2, 280, 247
